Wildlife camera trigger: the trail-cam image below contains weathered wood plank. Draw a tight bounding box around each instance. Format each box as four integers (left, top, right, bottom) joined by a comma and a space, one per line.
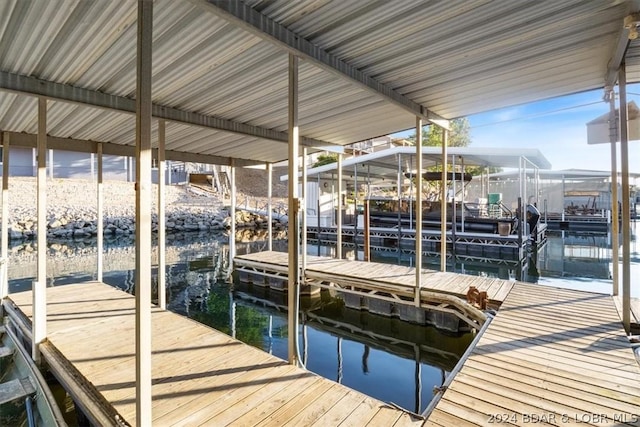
258, 382, 339, 427
463, 359, 640, 414
8, 282, 407, 426
228, 376, 324, 426
365, 406, 403, 426
427, 281, 640, 427
235, 251, 513, 304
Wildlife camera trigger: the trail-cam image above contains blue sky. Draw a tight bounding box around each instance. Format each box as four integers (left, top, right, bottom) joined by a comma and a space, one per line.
394, 85, 640, 172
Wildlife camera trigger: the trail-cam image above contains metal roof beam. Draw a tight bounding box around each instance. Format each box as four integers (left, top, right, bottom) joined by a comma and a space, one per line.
0, 71, 336, 149
605, 12, 640, 88
193, 0, 449, 130
1, 131, 262, 167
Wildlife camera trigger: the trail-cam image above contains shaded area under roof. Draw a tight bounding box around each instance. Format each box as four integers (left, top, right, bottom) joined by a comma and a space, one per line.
0, 1, 637, 164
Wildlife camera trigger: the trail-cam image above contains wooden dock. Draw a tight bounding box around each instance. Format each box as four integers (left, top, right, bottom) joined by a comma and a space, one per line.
7, 260, 639, 426
613, 295, 640, 334
235, 252, 640, 425
426, 283, 640, 426
234, 251, 515, 307
235, 251, 515, 329
6, 282, 419, 426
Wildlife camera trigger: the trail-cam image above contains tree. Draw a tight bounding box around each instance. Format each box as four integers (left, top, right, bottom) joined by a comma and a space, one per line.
408, 117, 501, 177
409, 117, 471, 147
313, 153, 338, 168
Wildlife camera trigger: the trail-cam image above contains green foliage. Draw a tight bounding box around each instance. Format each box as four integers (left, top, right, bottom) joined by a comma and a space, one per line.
408, 118, 471, 147
313, 153, 338, 168
465, 165, 503, 177
412, 117, 471, 147
190, 287, 269, 349
406, 117, 503, 176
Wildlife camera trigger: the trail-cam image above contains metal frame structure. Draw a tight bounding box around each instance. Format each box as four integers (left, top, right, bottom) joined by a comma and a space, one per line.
0, 1, 638, 422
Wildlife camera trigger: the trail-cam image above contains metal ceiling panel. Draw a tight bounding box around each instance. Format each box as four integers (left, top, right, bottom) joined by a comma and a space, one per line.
0, 0, 636, 164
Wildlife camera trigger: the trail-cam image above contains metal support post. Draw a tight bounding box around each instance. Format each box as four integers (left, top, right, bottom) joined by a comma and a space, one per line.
608, 89, 620, 296
33, 98, 47, 363
302, 147, 307, 270
397, 153, 402, 247
229, 159, 236, 263
336, 153, 343, 259
157, 120, 166, 309
287, 54, 301, 366
97, 143, 104, 282
0, 133, 9, 303
440, 128, 448, 271
415, 117, 423, 306
364, 200, 370, 261
619, 63, 631, 333
134, 1, 153, 423
267, 163, 273, 252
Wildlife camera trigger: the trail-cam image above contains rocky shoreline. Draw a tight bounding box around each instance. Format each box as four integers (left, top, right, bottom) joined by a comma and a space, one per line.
7, 206, 287, 241
3, 177, 287, 241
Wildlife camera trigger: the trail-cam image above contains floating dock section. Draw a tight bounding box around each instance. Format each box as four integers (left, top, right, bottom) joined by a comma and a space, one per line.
6, 282, 419, 426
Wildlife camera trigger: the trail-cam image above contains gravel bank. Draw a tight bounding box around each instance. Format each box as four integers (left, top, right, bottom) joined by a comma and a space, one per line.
4, 177, 286, 240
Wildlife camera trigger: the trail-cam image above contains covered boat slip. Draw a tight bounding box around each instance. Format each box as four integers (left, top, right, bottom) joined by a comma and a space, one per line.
1, 0, 640, 423
5, 282, 419, 427
6, 274, 639, 426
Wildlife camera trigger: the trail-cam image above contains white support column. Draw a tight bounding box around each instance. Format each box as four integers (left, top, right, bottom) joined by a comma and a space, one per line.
460, 157, 465, 233
229, 291, 236, 339
415, 117, 423, 306
97, 143, 104, 282
337, 337, 343, 384
157, 120, 166, 309
440, 128, 448, 272
134, 0, 153, 423
33, 97, 47, 363
48, 149, 54, 179
267, 162, 273, 252
229, 159, 236, 263
1, 133, 10, 301
336, 153, 343, 259
287, 53, 300, 366
608, 90, 619, 296
302, 147, 307, 270
619, 63, 631, 333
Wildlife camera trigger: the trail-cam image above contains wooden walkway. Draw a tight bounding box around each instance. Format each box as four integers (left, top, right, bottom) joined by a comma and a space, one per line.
8, 263, 640, 426
234, 251, 515, 307
7, 282, 419, 427
426, 283, 640, 426
237, 252, 640, 425
613, 295, 640, 333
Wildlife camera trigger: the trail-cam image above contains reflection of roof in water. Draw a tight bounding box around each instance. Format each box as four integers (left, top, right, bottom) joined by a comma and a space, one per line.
232, 287, 471, 372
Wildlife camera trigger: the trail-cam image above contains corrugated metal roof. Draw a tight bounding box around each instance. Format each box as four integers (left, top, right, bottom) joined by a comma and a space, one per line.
282, 146, 552, 183
0, 0, 636, 165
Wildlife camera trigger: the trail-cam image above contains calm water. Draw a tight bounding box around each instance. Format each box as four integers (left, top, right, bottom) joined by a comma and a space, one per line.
7, 223, 639, 414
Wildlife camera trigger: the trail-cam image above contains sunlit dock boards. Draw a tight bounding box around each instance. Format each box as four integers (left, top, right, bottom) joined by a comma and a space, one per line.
6, 282, 420, 426
426, 283, 640, 426
234, 251, 515, 307
613, 296, 640, 334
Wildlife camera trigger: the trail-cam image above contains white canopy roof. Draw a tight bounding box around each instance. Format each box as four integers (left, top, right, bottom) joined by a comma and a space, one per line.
282, 146, 551, 182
